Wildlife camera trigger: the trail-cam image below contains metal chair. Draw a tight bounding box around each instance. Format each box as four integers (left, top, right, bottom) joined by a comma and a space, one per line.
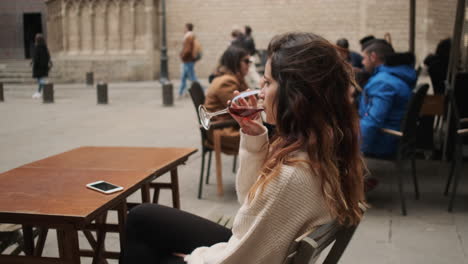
188, 82, 238, 198
0, 225, 43, 256
283, 218, 361, 264
443, 89, 468, 211
367, 83, 429, 215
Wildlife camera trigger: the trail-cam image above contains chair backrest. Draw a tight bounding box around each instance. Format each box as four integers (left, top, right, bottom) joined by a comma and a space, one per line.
400, 83, 430, 148
283, 221, 359, 264
189, 82, 210, 148
189, 81, 205, 117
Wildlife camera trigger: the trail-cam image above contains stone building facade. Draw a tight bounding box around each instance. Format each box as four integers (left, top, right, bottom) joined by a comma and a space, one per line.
0, 0, 459, 82
165, 0, 458, 79
45, 0, 159, 82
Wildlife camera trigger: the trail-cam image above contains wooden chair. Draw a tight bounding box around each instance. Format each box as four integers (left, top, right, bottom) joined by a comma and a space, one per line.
366, 83, 429, 215
443, 89, 468, 211
189, 82, 238, 198
283, 219, 361, 264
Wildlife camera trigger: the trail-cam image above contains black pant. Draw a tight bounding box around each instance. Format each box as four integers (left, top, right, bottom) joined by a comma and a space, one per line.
120, 204, 232, 264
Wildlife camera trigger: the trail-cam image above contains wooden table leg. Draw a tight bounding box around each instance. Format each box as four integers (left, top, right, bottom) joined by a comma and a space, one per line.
170, 168, 180, 209
117, 201, 128, 252
34, 227, 49, 256
21, 225, 34, 256
57, 226, 80, 264
141, 183, 151, 203
92, 212, 108, 264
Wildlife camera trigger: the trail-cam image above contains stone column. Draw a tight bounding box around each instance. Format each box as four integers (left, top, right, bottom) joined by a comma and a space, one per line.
89, 1, 95, 53
133, 0, 145, 51
144, 0, 155, 53
80, 1, 94, 54
94, 0, 107, 53
130, 0, 136, 52
77, 2, 82, 53
68, 1, 80, 53
107, 0, 121, 53
120, 0, 135, 53
144, 0, 155, 79
91, 7, 95, 52
117, 0, 122, 52
62, 0, 69, 53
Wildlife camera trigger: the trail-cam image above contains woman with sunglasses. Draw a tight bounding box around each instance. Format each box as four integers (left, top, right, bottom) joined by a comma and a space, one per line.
203, 45, 251, 153
120, 32, 366, 264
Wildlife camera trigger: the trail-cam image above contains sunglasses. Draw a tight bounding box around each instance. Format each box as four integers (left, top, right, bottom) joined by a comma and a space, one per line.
242, 58, 252, 64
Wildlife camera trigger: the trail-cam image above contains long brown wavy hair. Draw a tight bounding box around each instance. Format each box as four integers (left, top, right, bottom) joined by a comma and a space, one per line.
248, 32, 366, 225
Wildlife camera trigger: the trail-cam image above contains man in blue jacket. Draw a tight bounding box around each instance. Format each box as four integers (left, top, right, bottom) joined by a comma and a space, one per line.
359, 40, 417, 157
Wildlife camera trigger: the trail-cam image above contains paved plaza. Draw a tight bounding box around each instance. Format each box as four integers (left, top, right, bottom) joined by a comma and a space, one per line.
0, 80, 467, 263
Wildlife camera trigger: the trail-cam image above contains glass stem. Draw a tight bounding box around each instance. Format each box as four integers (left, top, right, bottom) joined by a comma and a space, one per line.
208, 108, 229, 118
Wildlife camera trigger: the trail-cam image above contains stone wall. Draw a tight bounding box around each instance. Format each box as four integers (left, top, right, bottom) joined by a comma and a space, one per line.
166, 0, 457, 79
0, 0, 47, 59
1, 0, 459, 82
45, 0, 159, 82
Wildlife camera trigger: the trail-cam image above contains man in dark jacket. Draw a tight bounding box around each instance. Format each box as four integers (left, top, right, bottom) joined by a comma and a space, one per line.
359, 40, 417, 157
423, 38, 451, 94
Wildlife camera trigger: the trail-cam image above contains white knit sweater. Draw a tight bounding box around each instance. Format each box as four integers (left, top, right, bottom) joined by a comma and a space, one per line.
185, 128, 332, 264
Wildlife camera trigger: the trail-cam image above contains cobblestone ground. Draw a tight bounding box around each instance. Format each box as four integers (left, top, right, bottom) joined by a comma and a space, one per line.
0, 80, 467, 263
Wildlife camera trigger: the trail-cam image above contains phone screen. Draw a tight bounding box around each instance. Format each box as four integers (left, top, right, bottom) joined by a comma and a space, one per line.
90, 181, 120, 191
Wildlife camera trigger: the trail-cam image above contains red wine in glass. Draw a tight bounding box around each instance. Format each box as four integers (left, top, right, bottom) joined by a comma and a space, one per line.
229, 106, 264, 119
198, 90, 263, 129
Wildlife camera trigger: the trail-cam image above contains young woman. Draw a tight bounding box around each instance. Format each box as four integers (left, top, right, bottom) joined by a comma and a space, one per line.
31, 33, 52, 99
120, 32, 366, 264
203, 45, 250, 153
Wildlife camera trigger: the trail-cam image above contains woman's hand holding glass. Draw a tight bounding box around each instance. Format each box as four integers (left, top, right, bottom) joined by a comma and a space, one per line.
228, 90, 265, 136
198, 90, 265, 135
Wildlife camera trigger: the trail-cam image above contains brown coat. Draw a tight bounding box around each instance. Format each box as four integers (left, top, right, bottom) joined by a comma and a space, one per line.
204, 73, 248, 153
180, 33, 195, 62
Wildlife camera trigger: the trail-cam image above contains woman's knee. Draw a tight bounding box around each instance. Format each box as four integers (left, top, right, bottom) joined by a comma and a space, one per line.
127, 204, 161, 231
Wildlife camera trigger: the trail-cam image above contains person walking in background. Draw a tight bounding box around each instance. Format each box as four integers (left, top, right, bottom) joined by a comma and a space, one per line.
31, 33, 52, 99
243, 25, 261, 89
178, 23, 199, 98
120, 32, 366, 264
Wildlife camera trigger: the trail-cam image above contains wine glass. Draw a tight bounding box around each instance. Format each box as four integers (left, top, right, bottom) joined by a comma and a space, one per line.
198, 90, 264, 130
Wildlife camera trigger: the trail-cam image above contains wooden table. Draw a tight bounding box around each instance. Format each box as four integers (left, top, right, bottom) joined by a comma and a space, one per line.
0, 146, 197, 264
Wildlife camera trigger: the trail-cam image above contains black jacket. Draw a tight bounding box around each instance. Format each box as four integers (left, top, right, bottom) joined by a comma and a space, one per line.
32, 44, 51, 78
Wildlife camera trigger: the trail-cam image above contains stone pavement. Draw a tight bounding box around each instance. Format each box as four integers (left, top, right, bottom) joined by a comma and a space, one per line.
0, 80, 467, 264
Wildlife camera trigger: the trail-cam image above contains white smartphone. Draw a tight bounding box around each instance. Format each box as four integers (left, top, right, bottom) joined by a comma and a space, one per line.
86, 180, 124, 194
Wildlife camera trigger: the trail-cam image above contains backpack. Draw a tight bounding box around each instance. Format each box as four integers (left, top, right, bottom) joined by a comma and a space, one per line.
192, 37, 203, 61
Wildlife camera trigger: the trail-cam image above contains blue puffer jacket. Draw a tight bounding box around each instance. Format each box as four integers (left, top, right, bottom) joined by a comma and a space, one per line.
359, 64, 416, 156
